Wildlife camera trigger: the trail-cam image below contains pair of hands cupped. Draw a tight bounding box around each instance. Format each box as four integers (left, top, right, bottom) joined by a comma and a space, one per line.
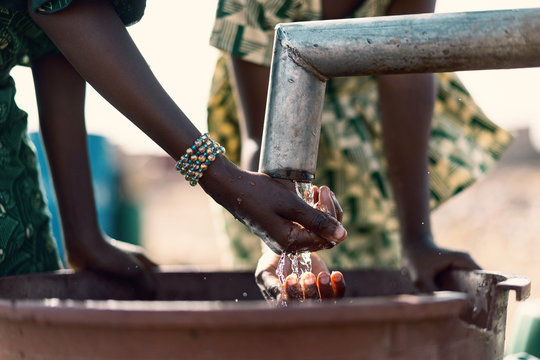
251, 184, 348, 304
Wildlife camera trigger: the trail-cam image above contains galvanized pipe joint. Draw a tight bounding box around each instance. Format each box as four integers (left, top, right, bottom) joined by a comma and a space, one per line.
259, 8, 540, 181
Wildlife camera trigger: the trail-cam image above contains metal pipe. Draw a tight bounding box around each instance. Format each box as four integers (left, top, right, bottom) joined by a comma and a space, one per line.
259, 8, 540, 181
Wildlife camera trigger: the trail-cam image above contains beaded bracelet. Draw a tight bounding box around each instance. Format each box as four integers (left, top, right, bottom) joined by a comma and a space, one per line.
176, 133, 226, 186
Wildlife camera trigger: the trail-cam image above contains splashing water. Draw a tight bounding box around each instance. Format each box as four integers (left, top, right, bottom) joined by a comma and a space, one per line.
276, 251, 313, 287
276, 181, 315, 299
295, 181, 315, 206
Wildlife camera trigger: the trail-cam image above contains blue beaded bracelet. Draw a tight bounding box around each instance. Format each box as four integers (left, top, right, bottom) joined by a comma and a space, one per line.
176, 133, 226, 186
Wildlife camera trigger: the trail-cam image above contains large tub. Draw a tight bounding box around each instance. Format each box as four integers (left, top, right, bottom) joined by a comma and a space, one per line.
0, 267, 530, 359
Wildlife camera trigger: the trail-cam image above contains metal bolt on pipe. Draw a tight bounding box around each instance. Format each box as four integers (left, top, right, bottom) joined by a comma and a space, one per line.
259, 8, 540, 181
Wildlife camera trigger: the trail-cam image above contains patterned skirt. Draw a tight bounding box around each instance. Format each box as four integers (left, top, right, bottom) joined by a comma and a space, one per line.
207, 55, 512, 270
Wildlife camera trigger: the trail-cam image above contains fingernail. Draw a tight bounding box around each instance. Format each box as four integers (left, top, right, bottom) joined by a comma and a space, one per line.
318, 272, 330, 284
301, 272, 316, 285
331, 271, 343, 282
287, 274, 298, 286
333, 225, 347, 240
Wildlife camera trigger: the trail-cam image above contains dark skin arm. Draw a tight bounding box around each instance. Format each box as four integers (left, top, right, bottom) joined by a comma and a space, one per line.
31, 54, 156, 292
227, 0, 370, 171
379, 0, 479, 291
230, 0, 479, 293
28, 0, 346, 254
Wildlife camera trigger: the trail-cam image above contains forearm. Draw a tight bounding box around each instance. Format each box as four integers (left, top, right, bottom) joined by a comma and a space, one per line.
378, 0, 437, 246
31, 55, 102, 266
28, 0, 199, 160
28, 0, 346, 254
227, 56, 270, 171
378, 73, 435, 242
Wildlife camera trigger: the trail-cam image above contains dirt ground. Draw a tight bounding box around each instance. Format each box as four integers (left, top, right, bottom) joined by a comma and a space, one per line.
126, 127, 540, 350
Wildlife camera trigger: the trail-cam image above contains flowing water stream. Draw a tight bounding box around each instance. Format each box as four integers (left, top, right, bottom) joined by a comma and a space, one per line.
275, 181, 315, 298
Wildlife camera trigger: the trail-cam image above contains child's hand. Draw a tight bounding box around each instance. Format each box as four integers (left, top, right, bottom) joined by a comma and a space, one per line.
67, 234, 157, 298
401, 238, 481, 292
255, 250, 346, 304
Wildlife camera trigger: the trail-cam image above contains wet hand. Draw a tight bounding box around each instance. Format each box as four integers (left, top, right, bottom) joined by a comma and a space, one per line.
402, 239, 481, 292
200, 159, 347, 253
255, 249, 346, 304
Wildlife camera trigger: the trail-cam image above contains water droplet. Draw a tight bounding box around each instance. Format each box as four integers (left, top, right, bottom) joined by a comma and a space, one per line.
421, 222, 424, 225
234, 299, 239, 302
242, 292, 248, 297
249, 181, 256, 186
203, 276, 207, 280
237, 197, 243, 204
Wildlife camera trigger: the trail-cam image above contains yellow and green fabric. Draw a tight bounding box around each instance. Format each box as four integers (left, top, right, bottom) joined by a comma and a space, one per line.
0, 0, 145, 276
208, 0, 513, 269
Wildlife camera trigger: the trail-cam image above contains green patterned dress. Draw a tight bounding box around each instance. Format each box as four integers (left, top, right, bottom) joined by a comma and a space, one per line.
207, 0, 513, 269
0, 0, 145, 276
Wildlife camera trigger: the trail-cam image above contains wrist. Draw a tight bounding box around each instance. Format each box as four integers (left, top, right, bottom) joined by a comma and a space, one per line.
401, 232, 436, 252
175, 133, 226, 186
198, 154, 238, 198
63, 227, 106, 270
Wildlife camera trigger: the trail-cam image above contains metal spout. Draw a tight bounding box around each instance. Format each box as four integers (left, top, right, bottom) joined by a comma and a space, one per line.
259, 8, 540, 180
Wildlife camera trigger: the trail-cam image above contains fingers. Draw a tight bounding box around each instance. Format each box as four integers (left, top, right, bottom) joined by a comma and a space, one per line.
448, 251, 482, 270
283, 218, 347, 253
409, 251, 482, 293
315, 186, 344, 224
284, 274, 303, 301
414, 275, 438, 293
284, 226, 337, 253
255, 259, 283, 301
285, 271, 347, 302
331, 271, 346, 298
278, 199, 347, 251
330, 190, 343, 223
300, 272, 320, 300
317, 272, 334, 299
316, 186, 337, 218
312, 185, 320, 204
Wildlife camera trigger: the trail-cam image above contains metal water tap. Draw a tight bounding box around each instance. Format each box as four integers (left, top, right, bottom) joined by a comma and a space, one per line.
258, 9, 540, 181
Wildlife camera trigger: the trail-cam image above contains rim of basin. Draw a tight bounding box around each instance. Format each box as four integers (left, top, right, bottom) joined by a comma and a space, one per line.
0, 291, 467, 329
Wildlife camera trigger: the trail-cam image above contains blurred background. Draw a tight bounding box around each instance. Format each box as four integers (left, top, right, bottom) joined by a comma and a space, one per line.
10, 0, 540, 353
